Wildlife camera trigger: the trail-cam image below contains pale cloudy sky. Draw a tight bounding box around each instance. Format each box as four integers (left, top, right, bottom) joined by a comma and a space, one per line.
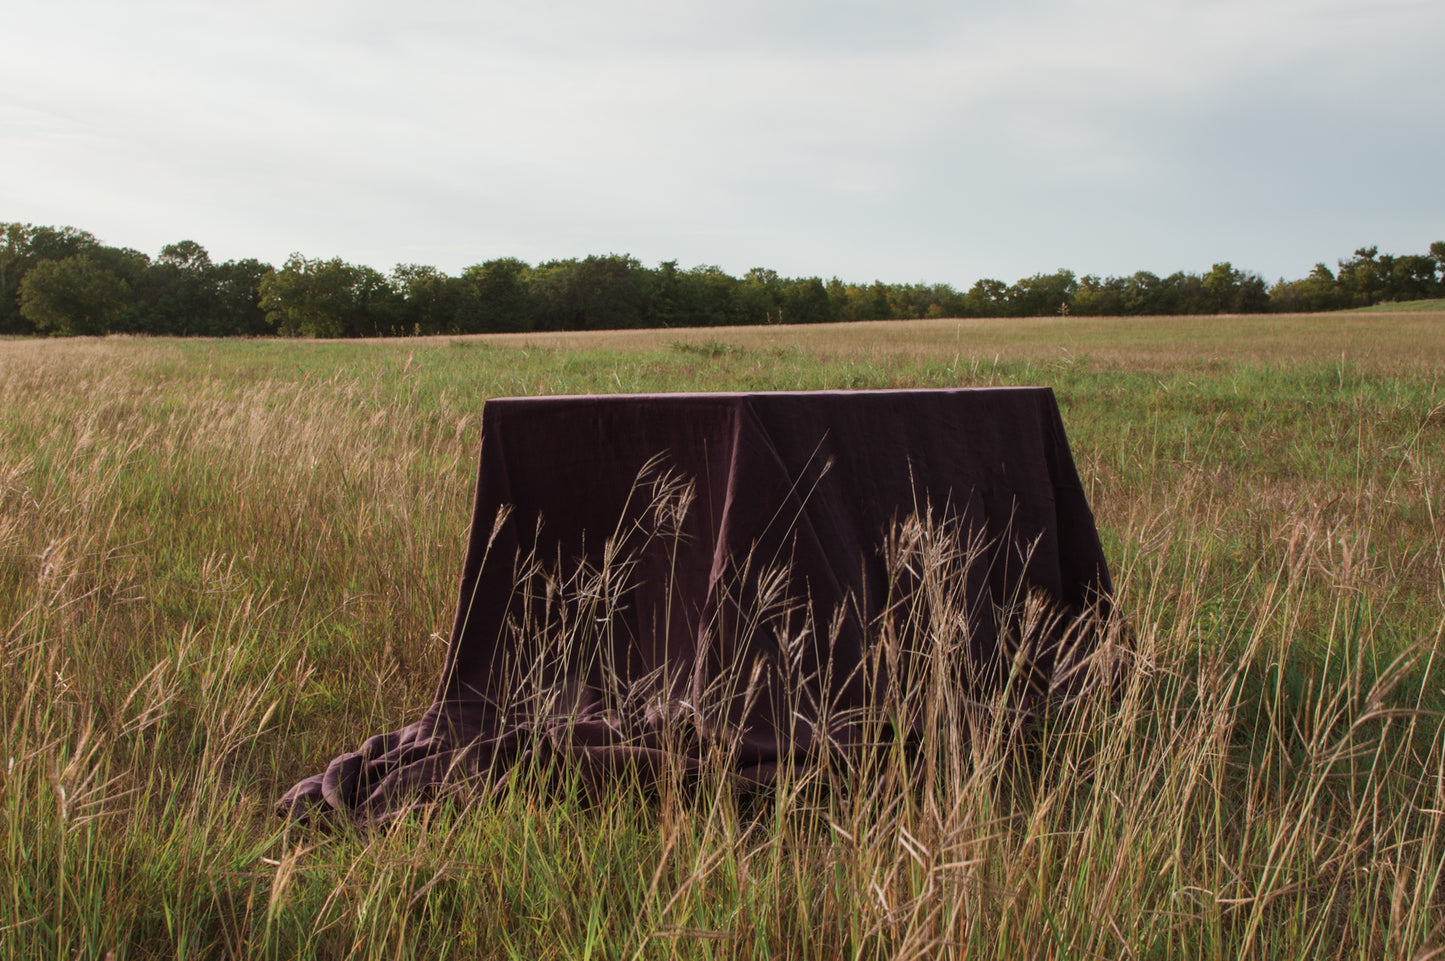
5, 0, 1441, 287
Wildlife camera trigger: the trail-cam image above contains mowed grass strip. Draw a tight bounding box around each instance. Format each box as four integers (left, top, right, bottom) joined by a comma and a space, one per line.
1, 315, 1442, 959
1348, 297, 1445, 314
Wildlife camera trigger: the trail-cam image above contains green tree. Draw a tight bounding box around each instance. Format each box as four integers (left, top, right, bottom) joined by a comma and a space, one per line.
1, 223, 102, 334
87, 247, 153, 332
459, 258, 532, 332
1386, 254, 1438, 302
359, 265, 405, 335
641, 260, 686, 328
260, 254, 359, 337
826, 280, 893, 322
780, 276, 834, 324
920, 283, 966, 319
393, 264, 459, 335
527, 254, 645, 331
679, 265, 740, 326
1118, 272, 1165, 315
1336, 246, 1385, 307
1006, 269, 1076, 317
19, 254, 130, 336
575, 254, 645, 329
136, 240, 216, 335
1200, 262, 1268, 313
158, 239, 211, 272
861, 281, 893, 320
964, 278, 1008, 317
1268, 263, 1345, 313
525, 258, 579, 331
889, 282, 959, 320
1072, 275, 1123, 316
738, 267, 781, 324
209, 258, 274, 336
1165, 271, 1210, 314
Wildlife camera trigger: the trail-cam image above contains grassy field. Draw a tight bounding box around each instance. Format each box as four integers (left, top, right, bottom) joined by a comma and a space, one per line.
2, 311, 1443, 959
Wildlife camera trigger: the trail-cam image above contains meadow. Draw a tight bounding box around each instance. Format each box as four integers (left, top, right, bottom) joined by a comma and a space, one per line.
2, 309, 1443, 959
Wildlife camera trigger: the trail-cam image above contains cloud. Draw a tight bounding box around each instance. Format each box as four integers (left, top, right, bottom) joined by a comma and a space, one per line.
3, 0, 1441, 284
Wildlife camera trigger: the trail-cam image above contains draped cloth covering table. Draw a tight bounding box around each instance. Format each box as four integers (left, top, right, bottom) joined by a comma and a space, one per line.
279, 388, 1116, 822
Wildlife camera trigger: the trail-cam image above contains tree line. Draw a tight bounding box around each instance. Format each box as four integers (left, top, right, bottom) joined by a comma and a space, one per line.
3, 222, 1443, 338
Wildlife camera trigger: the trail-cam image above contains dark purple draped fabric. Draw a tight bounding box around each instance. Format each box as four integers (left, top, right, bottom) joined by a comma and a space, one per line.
279, 388, 1114, 821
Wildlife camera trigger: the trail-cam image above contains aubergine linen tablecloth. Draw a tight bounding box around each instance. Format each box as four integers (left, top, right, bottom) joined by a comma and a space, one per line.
279, 388, 1115, 822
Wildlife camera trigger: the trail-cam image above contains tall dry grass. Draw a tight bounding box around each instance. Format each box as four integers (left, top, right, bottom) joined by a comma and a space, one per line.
1, 329, 1442, 958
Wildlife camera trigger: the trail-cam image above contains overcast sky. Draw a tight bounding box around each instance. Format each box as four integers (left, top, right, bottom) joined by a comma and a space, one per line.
5, 0, 1442, 288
